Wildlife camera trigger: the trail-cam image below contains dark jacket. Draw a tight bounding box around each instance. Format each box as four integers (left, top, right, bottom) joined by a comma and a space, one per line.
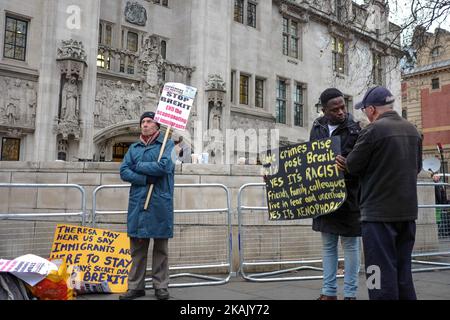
309, 113, 361, 236
120, 133, 175, 238
346, 111, 422, 222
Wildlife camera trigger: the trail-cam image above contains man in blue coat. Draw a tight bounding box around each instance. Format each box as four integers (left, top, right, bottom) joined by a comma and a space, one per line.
119, 111, 175, 300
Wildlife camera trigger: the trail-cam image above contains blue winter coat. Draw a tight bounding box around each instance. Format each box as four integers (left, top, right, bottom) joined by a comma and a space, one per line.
120, 133, 175, 239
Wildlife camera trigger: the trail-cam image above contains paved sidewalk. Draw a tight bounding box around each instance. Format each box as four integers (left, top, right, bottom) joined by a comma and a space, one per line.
77, 269, 450, 300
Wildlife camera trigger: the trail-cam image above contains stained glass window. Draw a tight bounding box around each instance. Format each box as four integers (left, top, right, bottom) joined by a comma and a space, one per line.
1, 138, 20, 161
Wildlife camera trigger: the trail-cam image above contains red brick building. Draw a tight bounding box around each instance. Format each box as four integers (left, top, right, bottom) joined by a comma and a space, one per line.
402, 28, 450, 174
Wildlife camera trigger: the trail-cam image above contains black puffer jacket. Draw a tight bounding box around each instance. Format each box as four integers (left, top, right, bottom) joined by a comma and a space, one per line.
309, 114, 361, 237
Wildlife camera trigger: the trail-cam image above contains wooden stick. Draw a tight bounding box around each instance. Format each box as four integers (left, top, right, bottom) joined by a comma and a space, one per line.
144, 126, 172, 210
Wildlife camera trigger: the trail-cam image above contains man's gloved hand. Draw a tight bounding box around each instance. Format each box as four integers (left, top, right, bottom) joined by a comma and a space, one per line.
146, 175, 157, 185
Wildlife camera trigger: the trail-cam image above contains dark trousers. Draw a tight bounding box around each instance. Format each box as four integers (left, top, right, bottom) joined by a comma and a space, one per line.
127, 238, 169, 291
362, 221, 417, 300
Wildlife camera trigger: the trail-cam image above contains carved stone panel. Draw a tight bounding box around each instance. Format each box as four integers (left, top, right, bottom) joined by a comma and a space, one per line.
94, 79, 146, 128
125, 1, 147, 26
0, 76, 37, 130
139, 35, 162, 90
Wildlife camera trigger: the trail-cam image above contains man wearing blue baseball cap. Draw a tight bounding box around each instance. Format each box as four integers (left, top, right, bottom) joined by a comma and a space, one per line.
336, 86, 422, 300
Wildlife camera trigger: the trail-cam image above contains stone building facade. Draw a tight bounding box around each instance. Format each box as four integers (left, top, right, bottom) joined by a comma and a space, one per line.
402, 28, 450, 172
0, 0, 402, 163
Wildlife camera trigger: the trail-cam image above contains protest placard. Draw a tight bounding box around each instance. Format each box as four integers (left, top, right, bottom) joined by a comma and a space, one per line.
262, 136, 346, 220
154, 82, 197, 131
144, 82, 197, 210
49, 224, 131, 293
0, 254, 58, 286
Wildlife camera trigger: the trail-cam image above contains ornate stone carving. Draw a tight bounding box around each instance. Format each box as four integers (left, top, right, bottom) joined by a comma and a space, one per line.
61, 77, 80, 122
208, 105, 222, 131
57, 138, 68, 160
53, 119, 82, 140
54, 39, 88, 140
0, 76, 37, 129
6, 128, 24, 138
205, 74, 226, 130
94, 79, 145, 128
139, 35, 163, 90
54, 76, 82, 140
57, 39, 87, 62
57, 39, 87, 80
125, 1, 147, 26
205, 74, 226, 91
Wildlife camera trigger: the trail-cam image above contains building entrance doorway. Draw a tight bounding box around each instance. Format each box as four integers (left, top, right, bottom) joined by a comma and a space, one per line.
112, 142, 131, 162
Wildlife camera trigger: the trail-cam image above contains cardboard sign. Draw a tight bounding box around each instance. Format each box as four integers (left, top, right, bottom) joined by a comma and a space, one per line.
49, 224, 131, 293
263, 137, 346, 220
154, 82, 197, 131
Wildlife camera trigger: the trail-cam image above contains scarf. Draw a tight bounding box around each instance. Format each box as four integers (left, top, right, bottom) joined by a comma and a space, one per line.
140, 130, 160, 146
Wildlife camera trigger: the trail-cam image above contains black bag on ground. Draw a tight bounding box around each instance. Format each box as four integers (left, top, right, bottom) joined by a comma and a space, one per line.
0, 273, 32, 300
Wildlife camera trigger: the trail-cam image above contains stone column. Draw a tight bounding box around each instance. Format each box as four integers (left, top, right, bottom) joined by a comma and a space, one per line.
33, 0, 60, 161
189, 0, 232, 154
73, 0, 101, 160
34, 0, 101, 161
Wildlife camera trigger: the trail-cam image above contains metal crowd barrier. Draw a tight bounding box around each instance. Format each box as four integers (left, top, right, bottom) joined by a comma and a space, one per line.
237, 182, 450, 282
237, 183, 342, 282
92, 183, 233, 288
413, 182, 450, 272
0, 183, 87, 259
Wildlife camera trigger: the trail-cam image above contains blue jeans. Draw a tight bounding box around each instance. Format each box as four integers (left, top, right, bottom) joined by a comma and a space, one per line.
321, 232, 360, 298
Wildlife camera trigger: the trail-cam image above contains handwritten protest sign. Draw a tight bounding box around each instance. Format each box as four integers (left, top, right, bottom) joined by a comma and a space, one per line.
49, 224, 131, 293
154, 82, 197, 131
262, 136, 346, 220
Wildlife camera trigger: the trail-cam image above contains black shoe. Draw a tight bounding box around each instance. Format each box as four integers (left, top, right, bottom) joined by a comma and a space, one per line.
119, 289, 145, 300
344, 297, 357, 300
316, 294, 337, 300
155, 288, 169, 300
